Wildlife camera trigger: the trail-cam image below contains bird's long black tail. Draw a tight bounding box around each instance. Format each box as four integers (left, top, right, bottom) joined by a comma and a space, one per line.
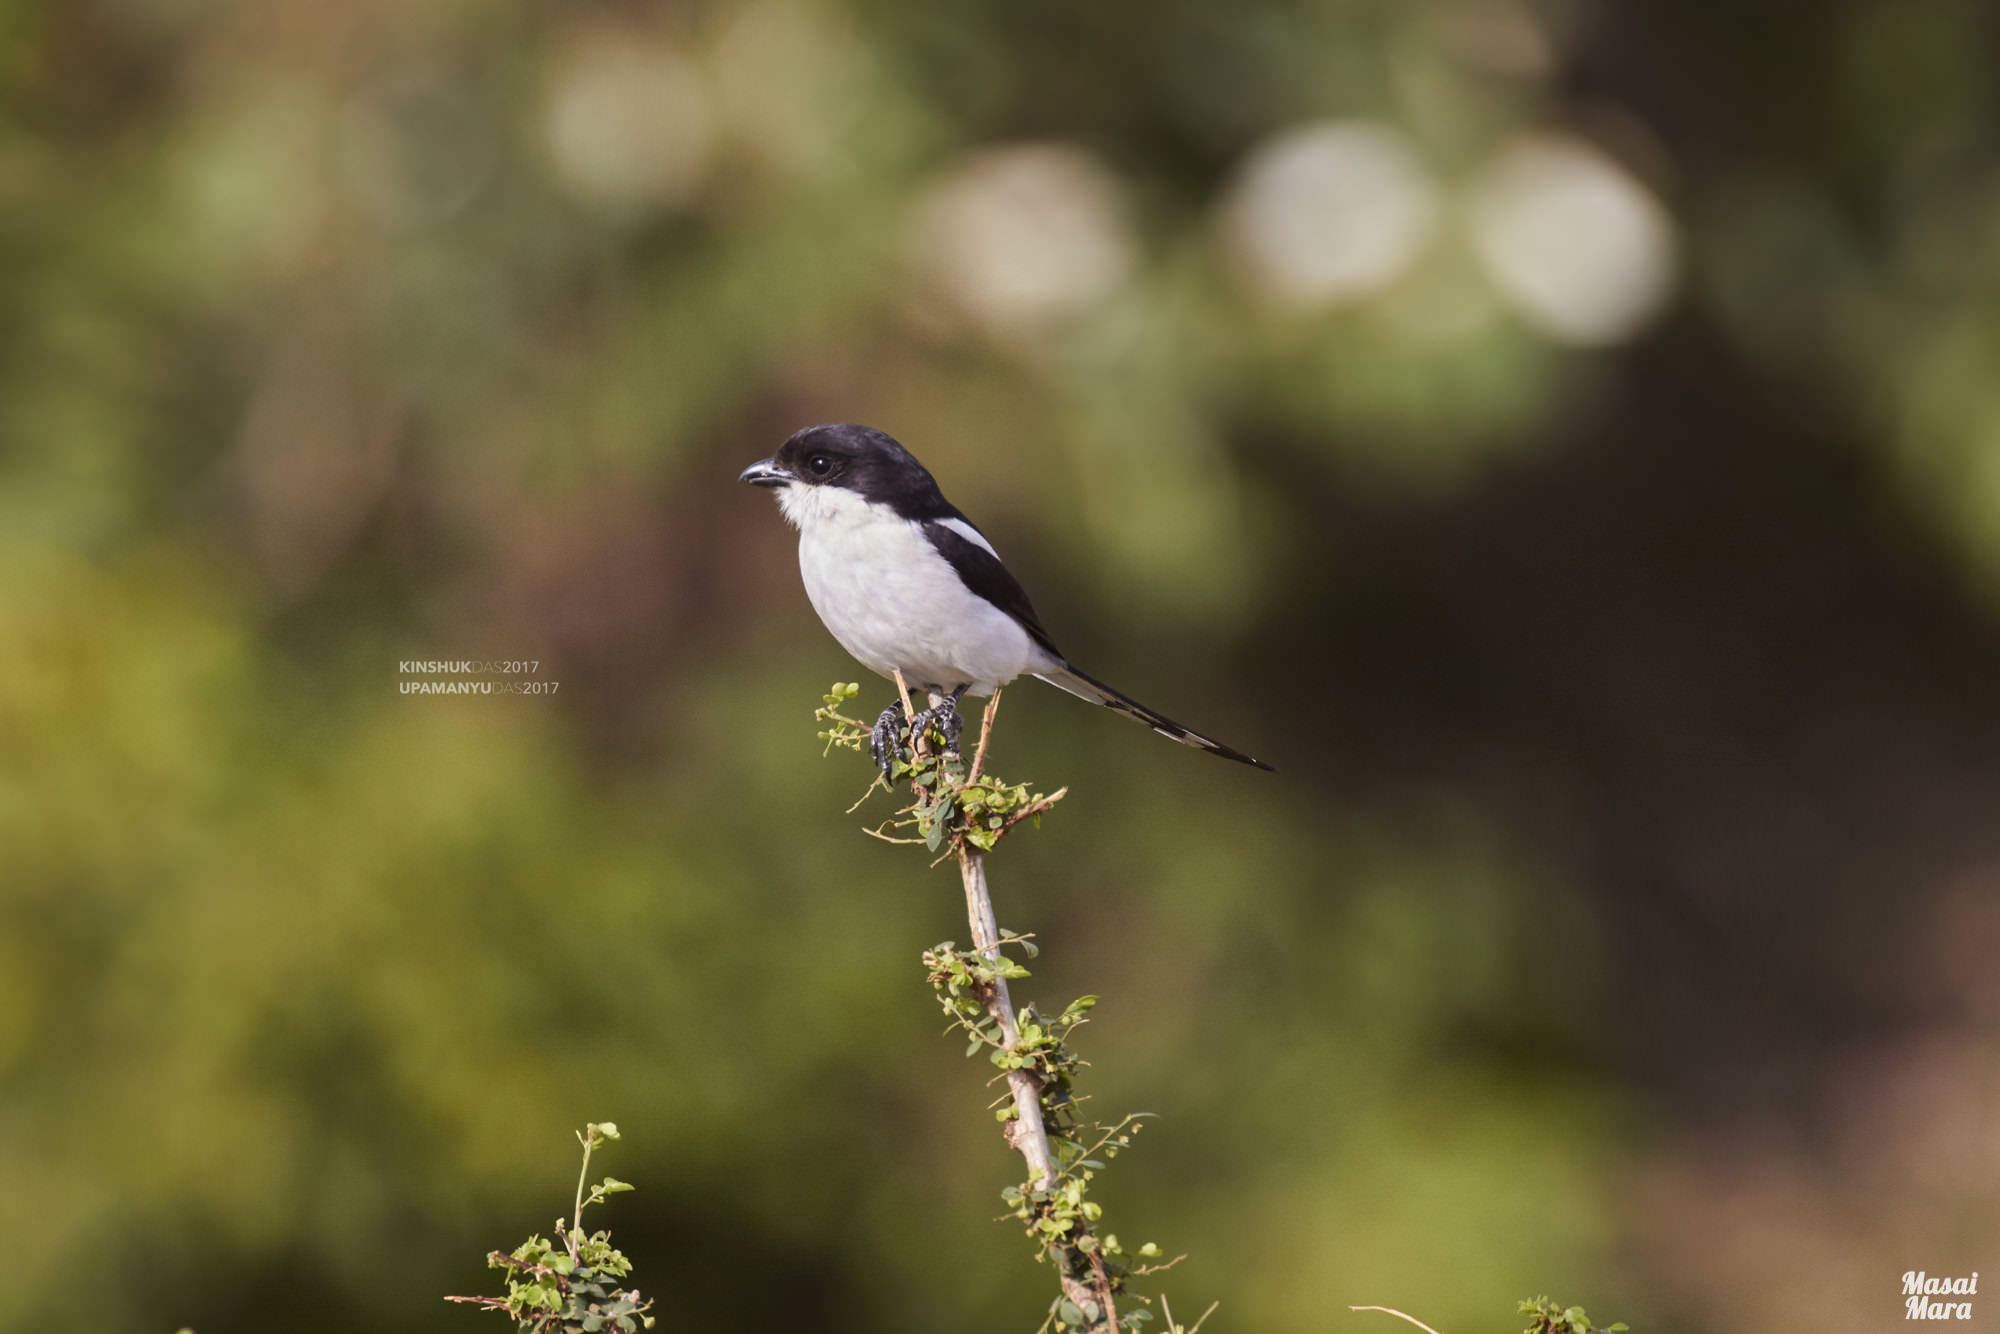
1033, 665, 1274, 771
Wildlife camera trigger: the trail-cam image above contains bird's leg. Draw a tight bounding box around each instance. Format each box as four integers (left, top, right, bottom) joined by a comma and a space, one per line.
910, 685, 969, 758
870, 697, 909, 778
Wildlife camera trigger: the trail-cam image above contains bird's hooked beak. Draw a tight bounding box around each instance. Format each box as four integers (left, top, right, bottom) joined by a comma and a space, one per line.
738, 457, 791, 489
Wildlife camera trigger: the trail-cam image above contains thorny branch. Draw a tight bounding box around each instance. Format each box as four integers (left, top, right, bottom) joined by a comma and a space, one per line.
815, 677, 1160, 1333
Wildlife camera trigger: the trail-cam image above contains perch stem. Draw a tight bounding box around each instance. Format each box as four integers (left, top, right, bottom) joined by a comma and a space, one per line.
959, 846, 1114, 1329
954, 695, 1116, 1330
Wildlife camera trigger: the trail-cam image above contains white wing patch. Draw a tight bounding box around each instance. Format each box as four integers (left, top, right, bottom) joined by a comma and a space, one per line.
936, 516, 998, 559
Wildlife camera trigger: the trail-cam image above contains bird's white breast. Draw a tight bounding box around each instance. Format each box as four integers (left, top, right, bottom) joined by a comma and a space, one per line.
781, 485, 1047, 695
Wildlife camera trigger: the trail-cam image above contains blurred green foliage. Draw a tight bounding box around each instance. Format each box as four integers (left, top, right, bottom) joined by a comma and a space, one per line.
5, 0, 1996, 1331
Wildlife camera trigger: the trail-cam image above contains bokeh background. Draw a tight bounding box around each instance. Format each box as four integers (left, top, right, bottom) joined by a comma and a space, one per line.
5, 1, 1999, 1330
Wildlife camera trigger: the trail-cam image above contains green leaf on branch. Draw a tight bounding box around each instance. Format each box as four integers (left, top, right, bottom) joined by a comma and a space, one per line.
1518, 1295, 1634, 1334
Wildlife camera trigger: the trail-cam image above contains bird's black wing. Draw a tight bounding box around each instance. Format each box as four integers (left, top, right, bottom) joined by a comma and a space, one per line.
921, 519, 1064, 661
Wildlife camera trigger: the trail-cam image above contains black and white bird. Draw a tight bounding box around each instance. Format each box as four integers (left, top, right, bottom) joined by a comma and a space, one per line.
739, 423, 1272, 773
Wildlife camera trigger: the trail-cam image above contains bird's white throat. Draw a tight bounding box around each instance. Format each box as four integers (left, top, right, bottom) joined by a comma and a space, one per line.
776, 480, 876, 532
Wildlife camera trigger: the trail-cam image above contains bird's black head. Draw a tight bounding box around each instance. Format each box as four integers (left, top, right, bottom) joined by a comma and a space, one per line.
738, 423, 955, 521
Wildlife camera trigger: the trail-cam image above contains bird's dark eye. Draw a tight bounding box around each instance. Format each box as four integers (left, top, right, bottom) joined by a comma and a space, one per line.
806, 453, 834, 477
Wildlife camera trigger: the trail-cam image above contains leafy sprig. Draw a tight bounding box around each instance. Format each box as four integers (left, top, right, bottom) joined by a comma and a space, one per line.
1518, 1296, 1629, 1334
448, 1123, 656, 1334
815, 682, 1066, 857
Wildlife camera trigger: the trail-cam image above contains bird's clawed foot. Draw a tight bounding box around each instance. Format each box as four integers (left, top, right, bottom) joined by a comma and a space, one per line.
870, 700, 909, 778
871, 686, 968, 779
910, 687, 967, 759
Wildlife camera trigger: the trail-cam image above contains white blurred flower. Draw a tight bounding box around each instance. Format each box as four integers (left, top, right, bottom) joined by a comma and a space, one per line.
543, 33, 715, 214
1221, 121, 1439, 309
912, 143, 1134, 335
1471, 133, 1676, 345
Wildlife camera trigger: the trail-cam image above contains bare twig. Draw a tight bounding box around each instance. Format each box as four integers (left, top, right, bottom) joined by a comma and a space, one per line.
892, 667, 925, 772
1162, 1295, 1219, 1334
1086, 1246, 1122, 1333
567, 1133, 596, 1261
968, 689, 1002, 781
1350, 1306, 1447, 1334
1128, 1252, 1188, 1277
999, 787, 1068, 839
